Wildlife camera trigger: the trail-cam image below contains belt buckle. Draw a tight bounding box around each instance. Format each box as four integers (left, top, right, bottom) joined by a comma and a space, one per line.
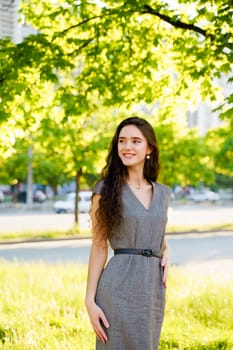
141, 249, 153, 257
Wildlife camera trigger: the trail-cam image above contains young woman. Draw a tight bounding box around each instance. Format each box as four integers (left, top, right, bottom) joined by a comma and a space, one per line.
85, 116, 170, 350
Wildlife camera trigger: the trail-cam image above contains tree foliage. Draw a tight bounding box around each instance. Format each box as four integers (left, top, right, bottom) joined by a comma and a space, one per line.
0, 0, 232, 121
0, 0, 232, 206
206, 124, 233, 178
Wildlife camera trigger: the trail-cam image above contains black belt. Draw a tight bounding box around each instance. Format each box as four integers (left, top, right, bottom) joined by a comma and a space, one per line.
114, 248, 162, 258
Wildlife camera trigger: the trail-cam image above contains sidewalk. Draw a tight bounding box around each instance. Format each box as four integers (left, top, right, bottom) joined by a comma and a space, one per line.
0, 203, 232, 243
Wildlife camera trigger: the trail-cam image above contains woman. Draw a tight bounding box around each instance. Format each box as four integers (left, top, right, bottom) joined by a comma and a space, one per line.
85, 116, 170, 350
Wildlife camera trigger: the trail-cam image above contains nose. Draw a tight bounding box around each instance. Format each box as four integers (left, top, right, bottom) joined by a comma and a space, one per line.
123, 141, 132, 149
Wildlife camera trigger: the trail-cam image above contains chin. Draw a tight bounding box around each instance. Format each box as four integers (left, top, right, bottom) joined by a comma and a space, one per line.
121, 159, 135, 166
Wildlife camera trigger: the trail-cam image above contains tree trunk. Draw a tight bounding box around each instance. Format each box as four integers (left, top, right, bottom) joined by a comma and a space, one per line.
12, 183, 18, 204
52, 185, 58, 197
26, 146, 33, 208
74, 171, 81, 224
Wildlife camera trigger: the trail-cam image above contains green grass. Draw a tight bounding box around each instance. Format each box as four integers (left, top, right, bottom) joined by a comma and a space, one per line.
0, 262, 93, 350
0, 262, 232, 349
166, 222, 233, 234
161, 268, 233, 349
0, 222, 232, 243
0, 228, 91, 242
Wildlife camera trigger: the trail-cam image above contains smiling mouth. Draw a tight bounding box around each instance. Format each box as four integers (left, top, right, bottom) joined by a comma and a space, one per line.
123, 153, 135, 158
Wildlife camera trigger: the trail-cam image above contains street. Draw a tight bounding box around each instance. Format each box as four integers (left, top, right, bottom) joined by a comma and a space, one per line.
0, 204, 232, 274
0, 232, 233, 271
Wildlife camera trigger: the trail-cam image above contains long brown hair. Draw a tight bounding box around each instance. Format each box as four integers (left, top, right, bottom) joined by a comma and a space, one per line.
95, 116, 160, 240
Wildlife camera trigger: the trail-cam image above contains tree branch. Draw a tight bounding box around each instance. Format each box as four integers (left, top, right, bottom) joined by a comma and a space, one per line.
67, 38, 95, 57
142, 4, 207, 37
52, 4, 208, 44
52, 15, 101, 41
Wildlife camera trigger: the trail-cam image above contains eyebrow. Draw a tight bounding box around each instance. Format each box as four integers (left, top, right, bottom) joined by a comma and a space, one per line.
118, 136, 143, 140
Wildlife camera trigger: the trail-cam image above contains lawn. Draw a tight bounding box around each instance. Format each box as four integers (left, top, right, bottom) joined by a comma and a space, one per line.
0, 262, 232, 349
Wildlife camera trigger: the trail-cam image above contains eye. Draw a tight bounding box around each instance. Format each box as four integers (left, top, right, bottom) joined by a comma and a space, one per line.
133, 140, 141, 144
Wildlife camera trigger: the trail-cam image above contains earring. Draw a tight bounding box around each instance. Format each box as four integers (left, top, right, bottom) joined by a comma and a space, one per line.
146, 154, 150, 159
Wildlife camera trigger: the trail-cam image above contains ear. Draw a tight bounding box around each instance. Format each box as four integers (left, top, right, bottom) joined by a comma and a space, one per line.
146, 145, 152, 155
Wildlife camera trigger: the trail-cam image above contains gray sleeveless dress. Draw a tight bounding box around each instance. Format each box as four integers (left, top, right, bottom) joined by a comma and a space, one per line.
93, 181, 170, 350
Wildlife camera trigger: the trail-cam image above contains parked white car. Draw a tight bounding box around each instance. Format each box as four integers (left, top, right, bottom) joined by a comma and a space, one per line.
78, 191, 92, 213
54, 191, 92, 213
34, 190, 47, 203
188, 190, 220, 203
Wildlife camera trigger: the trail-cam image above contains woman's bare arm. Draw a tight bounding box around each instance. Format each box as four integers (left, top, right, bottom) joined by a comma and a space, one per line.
85, 194, 109, 343
161, 238, 169, 288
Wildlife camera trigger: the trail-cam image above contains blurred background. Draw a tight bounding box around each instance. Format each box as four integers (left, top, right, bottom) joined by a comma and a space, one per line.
0, 2, 233, 349
0, 0, 232, 234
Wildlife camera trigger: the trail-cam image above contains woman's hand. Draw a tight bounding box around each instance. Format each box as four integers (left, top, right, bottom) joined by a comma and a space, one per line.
86, 300, 109, 344
161, 247, 169, 288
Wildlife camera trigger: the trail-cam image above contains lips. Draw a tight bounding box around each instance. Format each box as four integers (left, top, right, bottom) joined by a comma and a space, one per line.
123, 153, 135, 158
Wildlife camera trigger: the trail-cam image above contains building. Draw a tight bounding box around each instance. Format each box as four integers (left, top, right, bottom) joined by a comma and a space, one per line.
0, 0, 36, 43
187, 76, 229, 135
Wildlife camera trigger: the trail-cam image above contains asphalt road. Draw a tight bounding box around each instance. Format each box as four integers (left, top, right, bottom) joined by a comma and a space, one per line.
0, 232, 233, 270
0, 205, 232, 274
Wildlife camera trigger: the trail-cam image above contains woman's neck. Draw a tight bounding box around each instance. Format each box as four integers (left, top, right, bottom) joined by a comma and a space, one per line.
126, 171, 147, 190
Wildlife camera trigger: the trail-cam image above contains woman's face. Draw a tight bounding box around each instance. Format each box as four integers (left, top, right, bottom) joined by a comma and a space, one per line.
117, 125, 151, 168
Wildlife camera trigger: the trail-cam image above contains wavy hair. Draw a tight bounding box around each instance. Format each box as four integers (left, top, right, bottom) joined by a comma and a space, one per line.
95, 116, 160, 240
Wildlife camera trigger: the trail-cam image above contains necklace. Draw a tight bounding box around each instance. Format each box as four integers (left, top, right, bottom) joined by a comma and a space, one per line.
129, 183, 141, 189
128, 181, 147, 190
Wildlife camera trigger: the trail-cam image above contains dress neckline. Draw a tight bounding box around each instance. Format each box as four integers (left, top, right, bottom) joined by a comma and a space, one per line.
125, 181, 155, 211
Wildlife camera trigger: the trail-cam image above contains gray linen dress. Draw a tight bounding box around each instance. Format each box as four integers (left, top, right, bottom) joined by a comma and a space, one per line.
93, 181, 170, 350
